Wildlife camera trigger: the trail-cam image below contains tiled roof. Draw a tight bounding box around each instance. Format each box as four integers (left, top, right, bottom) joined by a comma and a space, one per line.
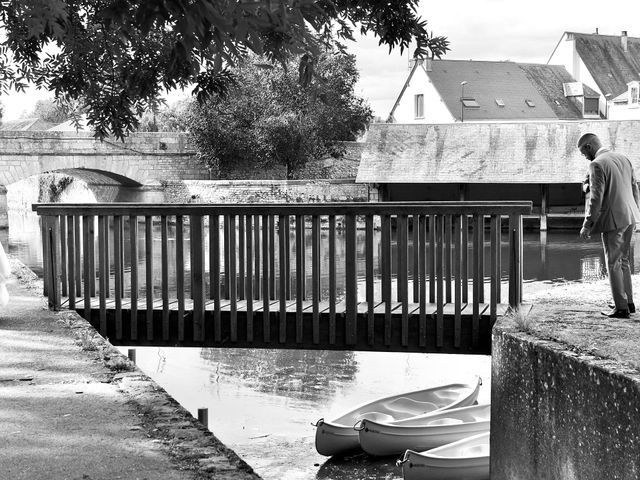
0, 118, 57, 131
572, 32, 640, 98
356, 121, 640, 184
424, 60, 583, 121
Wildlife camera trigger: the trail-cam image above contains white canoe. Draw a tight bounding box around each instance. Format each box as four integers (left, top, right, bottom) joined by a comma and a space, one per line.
399, 431, 490, 480
358, 403, 490, 456
314, 377, 482, 457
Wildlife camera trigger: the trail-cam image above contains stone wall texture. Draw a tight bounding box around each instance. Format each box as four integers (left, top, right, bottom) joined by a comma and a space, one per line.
491, 320, 640, 480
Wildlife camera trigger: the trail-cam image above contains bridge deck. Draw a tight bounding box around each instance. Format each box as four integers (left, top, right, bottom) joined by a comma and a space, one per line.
68, 298, 516, 354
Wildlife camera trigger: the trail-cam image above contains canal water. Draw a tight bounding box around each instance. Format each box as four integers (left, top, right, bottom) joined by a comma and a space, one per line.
8, 204, 639, 479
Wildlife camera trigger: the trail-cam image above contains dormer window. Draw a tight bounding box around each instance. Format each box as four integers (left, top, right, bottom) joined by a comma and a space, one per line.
462, 98, 480, 108
525, 99, 536, 107
495, 98, 505, 107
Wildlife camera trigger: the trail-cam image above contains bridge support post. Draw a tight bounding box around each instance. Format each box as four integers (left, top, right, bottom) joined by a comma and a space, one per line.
0, 185, 7, 229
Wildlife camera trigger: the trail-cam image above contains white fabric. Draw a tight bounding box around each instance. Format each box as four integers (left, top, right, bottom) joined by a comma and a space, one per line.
0, 241, 10, 306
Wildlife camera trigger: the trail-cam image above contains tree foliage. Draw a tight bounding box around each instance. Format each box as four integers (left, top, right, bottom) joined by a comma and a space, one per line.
187, 52, 372, 179
0, 0, 449, 140
28, 98, 69, 123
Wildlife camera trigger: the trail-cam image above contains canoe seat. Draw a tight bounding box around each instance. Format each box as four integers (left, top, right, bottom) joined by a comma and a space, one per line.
426, 417, 465, 426
356, 411, 396, 423
461, 444, 490, 457
385, 397, 438, 417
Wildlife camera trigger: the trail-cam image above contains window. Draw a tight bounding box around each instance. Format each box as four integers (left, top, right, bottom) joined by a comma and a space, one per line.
630, 85, 639, 105
525, 99, 536, 107
414, 94, 424, 118
462, 98, 480, 108
495, 98, 505, 107
584, 97, 599, 116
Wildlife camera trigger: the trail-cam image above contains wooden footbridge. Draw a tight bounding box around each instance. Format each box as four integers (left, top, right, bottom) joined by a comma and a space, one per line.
34, 201, 531, 355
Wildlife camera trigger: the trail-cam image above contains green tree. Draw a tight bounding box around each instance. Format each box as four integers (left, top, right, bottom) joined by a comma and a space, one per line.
187, 52, 372, 179
0, 1, 449, 140
137, 99, 190, 132
28, 98, 69, 123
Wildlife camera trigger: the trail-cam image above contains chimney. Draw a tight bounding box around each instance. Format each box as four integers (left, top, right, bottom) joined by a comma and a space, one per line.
595, 28, 599, 35
622, 31, 628, 52
425, 57, 432, 72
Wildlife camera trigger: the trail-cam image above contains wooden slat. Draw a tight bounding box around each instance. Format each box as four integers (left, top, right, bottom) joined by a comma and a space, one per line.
472, 214, 482, 347
191, 215, 205, 341
490, 215, 499, 321
114, 215, 123, 340
177, 215, 185, 341
145, 215, 154, 339
161, 215, 169, 341
228, 215, 237, 342
262, 214, 271, 342
253, 215, 261, 299
210, 214, 221, 342
60, 215, 67, 297
428, 214, 436, 303
397, 214, 409, 346
312, 215, 321, 345
74, 215, 82, 298
418, 215, 427, 347
223, 215, 230, 299
239, 215, 246, 300
245, 215, 254, 342
98, 215, 107, 334
462, 214, 469, 303
345, 213, 357, 345
295, 214, 304, 343
453, 214, 462, 348
365, 215, 374, 345
445, 214, 452, 303
436, 215, 444, 348
412, 214, 419, 302
129, 215, 138, 341
66, 215, 75, 309
278, 215, 287, 343
381, 214, 392, 345
82, 216, 92, 322
328, 215, 336, 344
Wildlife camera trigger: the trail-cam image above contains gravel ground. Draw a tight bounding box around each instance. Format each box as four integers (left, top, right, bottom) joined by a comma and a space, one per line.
0, 257, 261, 480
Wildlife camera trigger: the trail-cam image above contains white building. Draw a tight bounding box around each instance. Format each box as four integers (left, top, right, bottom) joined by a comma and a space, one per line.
547, 30, 640, 120
388, 59, 593, 124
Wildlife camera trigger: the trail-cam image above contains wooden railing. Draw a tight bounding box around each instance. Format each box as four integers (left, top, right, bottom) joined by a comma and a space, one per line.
33, 202, 531, 353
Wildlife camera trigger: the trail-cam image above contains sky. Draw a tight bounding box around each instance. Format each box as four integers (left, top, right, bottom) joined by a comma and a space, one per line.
1, 0, 639, 121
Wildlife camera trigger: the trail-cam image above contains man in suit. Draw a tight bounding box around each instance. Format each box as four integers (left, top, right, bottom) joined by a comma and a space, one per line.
579, 133, 640, 318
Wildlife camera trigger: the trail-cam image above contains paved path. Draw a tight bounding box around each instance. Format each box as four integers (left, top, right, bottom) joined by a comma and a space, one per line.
0, 263, 260, 480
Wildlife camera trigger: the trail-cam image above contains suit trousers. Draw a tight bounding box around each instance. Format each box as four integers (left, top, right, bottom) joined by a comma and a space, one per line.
602, 224, 635, 309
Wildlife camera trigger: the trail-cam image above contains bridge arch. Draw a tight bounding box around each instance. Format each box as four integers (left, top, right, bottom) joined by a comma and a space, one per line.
0, 131, 209, 227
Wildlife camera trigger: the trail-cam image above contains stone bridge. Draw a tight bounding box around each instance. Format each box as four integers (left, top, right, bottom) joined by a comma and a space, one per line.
0, 131, 207, 227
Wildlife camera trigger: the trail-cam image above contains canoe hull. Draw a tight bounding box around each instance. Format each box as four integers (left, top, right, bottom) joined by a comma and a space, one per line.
314, 377, 482, 457
359, 404, 490, 456
401, 432, 489, 480
314, 420, 360, 457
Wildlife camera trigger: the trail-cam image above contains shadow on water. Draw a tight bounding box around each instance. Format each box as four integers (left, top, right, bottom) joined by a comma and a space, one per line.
316, 452, 401, 480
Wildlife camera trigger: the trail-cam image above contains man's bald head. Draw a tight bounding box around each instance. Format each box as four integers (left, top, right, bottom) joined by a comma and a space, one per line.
578, 133, 603, 161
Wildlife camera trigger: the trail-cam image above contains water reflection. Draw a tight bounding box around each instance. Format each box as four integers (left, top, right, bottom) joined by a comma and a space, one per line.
119, 346, 491, 480
199, 349, 358, 403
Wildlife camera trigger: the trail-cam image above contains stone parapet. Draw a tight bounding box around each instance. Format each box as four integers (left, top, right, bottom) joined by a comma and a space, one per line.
491, 312, 640, 480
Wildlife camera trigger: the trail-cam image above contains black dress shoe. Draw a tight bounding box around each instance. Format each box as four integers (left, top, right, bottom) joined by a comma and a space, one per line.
607, 303, 635, 313
601, 308, 630, 319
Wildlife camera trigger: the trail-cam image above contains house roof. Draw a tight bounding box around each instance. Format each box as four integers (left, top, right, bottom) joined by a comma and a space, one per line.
356, 121, 640, 184
569, 32, 640, 98
0, 118, 57, 131
395, 59, 585, 122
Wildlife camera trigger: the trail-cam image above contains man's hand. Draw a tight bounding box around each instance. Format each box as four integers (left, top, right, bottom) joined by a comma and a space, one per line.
580, 226, 591, 239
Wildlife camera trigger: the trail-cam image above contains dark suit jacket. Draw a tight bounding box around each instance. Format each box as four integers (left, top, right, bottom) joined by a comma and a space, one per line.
583, 149, 640, 234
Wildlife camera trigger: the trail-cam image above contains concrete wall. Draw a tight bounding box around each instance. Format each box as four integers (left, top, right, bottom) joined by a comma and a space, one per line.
491, 321, 640, 480
161, 179, 373, 204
